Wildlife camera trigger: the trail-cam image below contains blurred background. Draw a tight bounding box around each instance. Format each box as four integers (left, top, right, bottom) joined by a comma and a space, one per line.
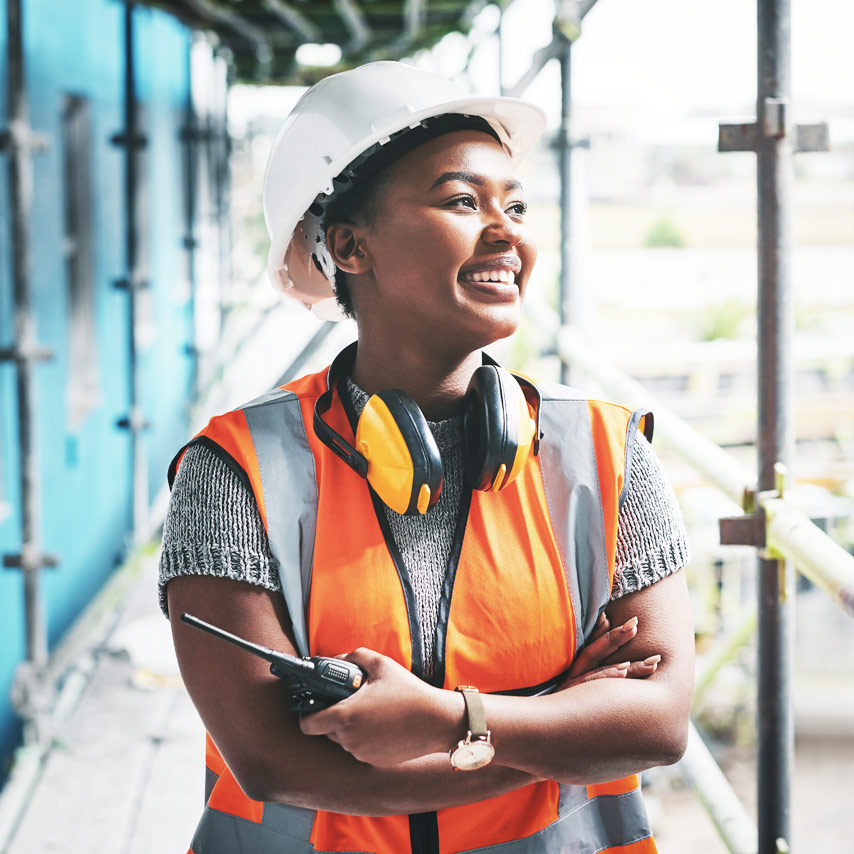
0, 0, 852, 851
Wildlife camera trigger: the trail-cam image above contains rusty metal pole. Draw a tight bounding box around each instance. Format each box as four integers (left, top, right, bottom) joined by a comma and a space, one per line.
756, 0, 795, 850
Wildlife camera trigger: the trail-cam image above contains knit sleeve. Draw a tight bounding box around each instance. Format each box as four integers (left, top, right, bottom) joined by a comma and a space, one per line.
157, 442, 281, 617
611, 431, 690, 599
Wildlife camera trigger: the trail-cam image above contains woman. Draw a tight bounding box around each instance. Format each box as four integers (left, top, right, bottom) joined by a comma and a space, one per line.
161, 61, 694, 854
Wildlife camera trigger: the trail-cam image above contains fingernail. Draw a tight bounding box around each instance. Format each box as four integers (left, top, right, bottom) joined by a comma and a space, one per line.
616, 661, 631, 670
622, 617, 638, 632
643, 655, 661, 665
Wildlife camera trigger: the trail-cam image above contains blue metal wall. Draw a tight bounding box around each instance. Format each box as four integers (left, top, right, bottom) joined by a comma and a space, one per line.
0, 0, 195, 772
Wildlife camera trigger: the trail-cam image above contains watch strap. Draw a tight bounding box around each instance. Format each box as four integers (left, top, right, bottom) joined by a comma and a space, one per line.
456, 686, 488, 739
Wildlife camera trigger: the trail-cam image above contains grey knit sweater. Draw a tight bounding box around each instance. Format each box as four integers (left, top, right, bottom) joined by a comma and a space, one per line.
159, 381, 689, 675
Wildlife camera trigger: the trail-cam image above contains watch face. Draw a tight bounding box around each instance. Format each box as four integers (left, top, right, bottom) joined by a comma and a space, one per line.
451, 738, 495, 771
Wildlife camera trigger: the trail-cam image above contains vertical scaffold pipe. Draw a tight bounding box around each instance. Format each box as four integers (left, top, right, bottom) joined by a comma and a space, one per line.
3, 0, 50, 742
557, 36, 572, 385
181, 42, 199, 402
756, 0, 795, 851
120, 1, 148, 538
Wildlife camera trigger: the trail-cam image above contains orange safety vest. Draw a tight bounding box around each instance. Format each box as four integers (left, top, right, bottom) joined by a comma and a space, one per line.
170, 356, 657, 854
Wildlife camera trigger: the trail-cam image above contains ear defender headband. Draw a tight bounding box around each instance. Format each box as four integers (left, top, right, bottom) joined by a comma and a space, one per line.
313, 345, 541, 516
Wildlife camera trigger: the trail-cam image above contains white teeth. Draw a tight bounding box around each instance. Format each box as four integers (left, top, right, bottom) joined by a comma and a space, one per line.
464, 269, 517, 284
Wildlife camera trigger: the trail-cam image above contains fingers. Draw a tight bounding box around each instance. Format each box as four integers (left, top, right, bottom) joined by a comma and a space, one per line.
589, 611, 611, 642
567, 616, 639, 677
342, 647, 382, 673
591, 654, 661, 681
586, 661, 630, 681
299, 706, 336, 735
623, 654, 661, 679
565, 653, 662, 688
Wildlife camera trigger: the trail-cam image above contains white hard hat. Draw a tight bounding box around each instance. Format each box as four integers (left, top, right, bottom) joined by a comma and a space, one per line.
262, 60, 547, 320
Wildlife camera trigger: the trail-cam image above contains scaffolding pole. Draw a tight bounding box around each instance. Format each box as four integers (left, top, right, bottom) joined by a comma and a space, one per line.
715, 0, 826, 846
755, 3, 795, 849
0, 0, 56, 744
553, 0, 598, 384
112, 1, 149, 539
556, 35, 572, 385
181, 41, 200, 402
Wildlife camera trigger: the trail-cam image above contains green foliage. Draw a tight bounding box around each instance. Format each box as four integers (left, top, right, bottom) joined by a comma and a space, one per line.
696, 299, 753, 342
644, 216, 687, 248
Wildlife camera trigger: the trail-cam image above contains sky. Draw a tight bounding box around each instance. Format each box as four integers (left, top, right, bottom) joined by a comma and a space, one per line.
502, 0, 852, 108
475, 0, 854, 140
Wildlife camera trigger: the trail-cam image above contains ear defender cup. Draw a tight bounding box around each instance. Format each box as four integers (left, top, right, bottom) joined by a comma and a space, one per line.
462, 365, 538, 492
355, 389, 443, 516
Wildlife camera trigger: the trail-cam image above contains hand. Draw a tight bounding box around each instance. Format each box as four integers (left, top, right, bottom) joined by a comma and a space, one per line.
299, 648, 460, 767
558, 613, 661, 690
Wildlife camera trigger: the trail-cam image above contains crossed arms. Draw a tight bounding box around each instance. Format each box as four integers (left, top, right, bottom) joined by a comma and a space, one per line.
168, 567, 693, 816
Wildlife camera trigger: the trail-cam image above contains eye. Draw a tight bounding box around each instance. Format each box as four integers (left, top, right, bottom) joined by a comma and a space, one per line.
507, 201, 528, 216
447, 194, 477, 210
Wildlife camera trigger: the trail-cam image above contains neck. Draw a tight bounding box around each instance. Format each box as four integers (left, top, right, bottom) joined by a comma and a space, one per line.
351, 339, 482, 422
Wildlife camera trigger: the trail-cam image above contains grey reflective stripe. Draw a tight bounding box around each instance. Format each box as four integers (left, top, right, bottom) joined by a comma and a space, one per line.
620, 409, 650, 510
204, 767, 218, 804
191, 805, 323, 854
463, 785, 652, 853
261, 801, 317, 838
190, 787, 651, 854
537, 386, 611, 652
243, 389, 318, 657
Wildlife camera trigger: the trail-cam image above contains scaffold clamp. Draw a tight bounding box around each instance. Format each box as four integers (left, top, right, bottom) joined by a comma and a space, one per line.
719, 464, 788, 556
718, 99, 829, 153
719, 510, 766, 549
3, 549, 59, 572
0, 343, 54, 363
0, 121, 49, 154
109, 131, 148, 149
116, 408, 150, 433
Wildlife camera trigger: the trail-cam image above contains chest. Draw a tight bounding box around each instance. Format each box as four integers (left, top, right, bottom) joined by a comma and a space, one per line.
307, 456, 579, 691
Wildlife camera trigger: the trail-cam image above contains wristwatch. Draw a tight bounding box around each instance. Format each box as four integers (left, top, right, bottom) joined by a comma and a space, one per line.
449, 686, 494, 771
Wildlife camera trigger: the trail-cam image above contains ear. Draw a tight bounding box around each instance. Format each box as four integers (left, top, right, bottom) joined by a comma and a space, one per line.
326, 223, 372, 275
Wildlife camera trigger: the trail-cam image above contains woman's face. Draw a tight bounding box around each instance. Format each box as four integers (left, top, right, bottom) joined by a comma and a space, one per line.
352, 129, 537, 354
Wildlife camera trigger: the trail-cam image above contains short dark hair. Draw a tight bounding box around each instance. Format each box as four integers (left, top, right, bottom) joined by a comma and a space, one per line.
321, 168, 391, 319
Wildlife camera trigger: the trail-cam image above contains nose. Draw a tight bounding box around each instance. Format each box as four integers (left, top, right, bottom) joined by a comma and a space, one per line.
481, 206, 523, 247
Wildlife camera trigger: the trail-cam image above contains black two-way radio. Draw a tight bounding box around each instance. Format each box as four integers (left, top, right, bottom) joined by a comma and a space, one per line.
180, 613, 365, 714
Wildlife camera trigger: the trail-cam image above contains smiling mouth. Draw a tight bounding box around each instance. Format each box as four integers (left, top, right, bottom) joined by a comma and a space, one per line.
459, 269, 517, 286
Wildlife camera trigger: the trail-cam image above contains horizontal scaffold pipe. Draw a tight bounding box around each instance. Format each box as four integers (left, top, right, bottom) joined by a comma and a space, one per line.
555, 325, 756, 509
677, 723, 758, 854
762, 496, 854, 618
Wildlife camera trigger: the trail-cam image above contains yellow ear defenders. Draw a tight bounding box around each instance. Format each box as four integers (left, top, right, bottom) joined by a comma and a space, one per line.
313, 344, 541, 516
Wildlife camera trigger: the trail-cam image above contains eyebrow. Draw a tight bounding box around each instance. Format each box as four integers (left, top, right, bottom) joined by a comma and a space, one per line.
428, 170, 523, 193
